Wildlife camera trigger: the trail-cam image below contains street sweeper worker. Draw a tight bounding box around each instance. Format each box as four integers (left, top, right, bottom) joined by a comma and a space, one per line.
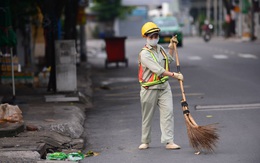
138, 22, 183, 150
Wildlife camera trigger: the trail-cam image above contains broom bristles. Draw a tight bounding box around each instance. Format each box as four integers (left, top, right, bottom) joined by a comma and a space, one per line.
185, 115, 219, 152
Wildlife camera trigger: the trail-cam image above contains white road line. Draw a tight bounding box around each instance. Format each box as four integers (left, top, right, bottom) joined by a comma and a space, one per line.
238, 53, 258, 59
195, 103, 260, 111
174, 93, 204, 97
188, 56, 202, 60
213, 54, 228, 59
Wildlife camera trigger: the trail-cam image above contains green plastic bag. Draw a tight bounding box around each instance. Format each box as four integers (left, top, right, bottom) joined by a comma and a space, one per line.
46, 152, 67, 160
67, 152, 85, 161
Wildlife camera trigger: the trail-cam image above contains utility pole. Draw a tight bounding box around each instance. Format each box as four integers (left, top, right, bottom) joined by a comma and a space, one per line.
207, 0, 211, 21
214, 0, 218, 35
78, 0, 88, 62
219, 0, 223, 36
251, 0, 256, 41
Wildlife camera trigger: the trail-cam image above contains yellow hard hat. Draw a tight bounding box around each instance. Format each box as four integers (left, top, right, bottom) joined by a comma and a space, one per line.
141, 22, 160, 37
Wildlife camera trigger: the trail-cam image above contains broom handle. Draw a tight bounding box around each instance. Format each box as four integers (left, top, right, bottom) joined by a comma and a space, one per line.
173, 41, 199, 126
173, 41, 198, 126
173, 43, 187, 103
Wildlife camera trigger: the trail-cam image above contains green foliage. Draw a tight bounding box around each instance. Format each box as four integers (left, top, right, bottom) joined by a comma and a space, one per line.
198, 13, 206, 35
241, 0, 250, 14
10, 0, 40, 28
91, 0, 135, 22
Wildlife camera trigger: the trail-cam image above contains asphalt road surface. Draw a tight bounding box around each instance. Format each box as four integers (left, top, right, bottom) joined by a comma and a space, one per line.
81, 37, 260, 163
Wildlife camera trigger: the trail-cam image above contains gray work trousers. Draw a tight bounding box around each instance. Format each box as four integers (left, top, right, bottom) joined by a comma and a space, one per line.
140, 84, 174, 144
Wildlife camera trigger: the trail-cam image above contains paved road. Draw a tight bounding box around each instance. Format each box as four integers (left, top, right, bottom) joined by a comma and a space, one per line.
81, 37, 260, 163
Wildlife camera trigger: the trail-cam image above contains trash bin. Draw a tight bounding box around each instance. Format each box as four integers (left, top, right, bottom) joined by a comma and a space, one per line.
104, 37, 128, 68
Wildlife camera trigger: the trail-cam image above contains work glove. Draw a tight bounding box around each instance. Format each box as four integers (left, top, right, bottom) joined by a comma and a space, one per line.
168, 35, 178, 49
172, 72, 183, 81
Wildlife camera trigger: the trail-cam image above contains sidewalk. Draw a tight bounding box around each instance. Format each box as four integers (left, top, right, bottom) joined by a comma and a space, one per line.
0, 62, 93, 162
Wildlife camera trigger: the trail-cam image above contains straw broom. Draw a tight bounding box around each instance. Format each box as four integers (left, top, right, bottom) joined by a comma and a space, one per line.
172, 37, 219, 152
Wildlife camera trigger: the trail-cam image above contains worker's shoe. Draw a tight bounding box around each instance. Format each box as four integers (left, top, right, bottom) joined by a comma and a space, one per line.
139, 143, 149, 150
165, 142, 181, 150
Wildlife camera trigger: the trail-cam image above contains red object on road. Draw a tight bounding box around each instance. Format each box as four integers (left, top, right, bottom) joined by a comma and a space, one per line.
104, 37, 128, 68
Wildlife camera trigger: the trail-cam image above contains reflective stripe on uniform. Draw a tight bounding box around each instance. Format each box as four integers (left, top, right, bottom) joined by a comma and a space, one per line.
139, 47, 169, 87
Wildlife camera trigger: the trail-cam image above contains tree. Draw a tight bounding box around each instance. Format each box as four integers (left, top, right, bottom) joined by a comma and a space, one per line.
10, 0, 39, 68
90, 0, 135, 37
36, 0, 65, 92
64, 0, 78, 40
8, 0, 82, 92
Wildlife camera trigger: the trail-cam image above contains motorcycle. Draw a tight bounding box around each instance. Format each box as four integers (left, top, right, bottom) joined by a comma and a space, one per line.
202, 22, 214, 42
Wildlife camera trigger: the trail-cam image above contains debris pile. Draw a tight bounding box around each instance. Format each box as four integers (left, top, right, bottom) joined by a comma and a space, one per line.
0, 103, 23, 123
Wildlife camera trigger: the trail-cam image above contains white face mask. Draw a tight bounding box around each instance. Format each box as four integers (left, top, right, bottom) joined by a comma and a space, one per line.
147, 37, 159, 46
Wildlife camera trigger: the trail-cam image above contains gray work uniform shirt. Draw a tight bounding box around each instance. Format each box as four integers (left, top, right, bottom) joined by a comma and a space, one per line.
138, 43, 174, 90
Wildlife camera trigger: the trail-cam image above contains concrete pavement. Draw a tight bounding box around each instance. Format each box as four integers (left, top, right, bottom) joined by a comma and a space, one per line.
0, 62, 93, 162
0, 36, 258, 162
82, 37, 260, 163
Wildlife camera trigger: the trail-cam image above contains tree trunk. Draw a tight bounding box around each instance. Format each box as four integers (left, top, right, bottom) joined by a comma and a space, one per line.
64, 0, 78, 40
37, 0, 65, 92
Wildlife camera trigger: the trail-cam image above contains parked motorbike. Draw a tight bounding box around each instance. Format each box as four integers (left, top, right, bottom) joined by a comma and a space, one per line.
202, 21, 214, 42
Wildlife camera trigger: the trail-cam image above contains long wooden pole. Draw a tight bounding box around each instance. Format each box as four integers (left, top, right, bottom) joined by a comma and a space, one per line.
173, 42, 198, 127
